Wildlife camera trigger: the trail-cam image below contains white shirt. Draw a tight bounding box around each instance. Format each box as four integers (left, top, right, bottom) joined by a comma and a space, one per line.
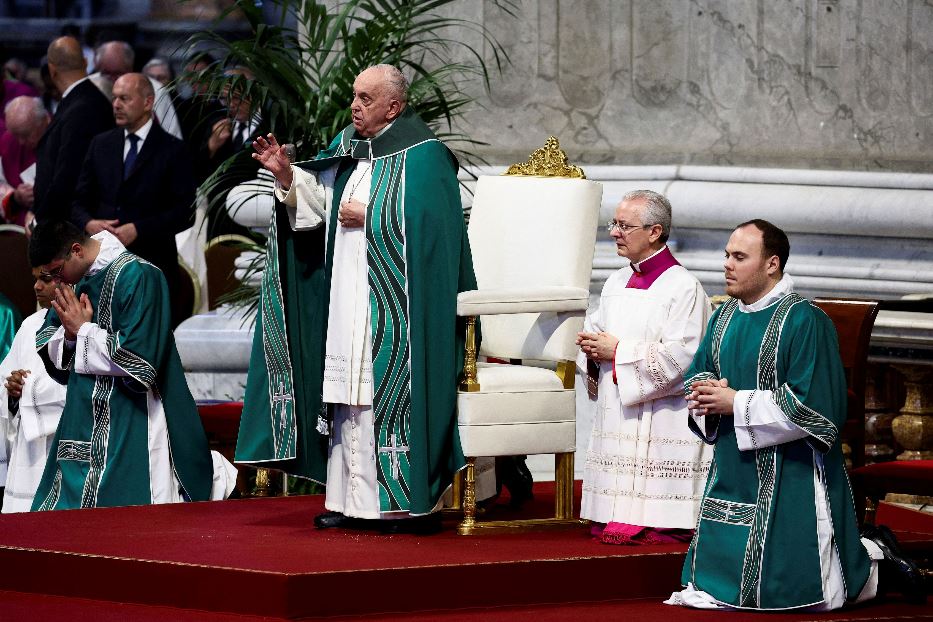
123, 117, 153, 161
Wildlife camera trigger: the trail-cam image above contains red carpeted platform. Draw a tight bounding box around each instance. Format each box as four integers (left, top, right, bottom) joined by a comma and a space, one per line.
0, 482, 688, 619
0, 483, 929, 621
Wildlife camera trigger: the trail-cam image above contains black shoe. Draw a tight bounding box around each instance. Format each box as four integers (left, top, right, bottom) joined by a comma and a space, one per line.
863, 524, 926, 604
497, 456, 534, 508
379, 513, 443, 535
314, 511, 350, 529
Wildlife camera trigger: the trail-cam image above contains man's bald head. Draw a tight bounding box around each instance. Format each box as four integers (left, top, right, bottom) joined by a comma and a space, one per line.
47, 36, 86, 73
114, 72, 154, 99
112, 73, 154, 131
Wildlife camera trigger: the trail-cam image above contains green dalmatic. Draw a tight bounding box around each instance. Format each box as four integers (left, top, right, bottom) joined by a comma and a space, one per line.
682, 294, 871, 609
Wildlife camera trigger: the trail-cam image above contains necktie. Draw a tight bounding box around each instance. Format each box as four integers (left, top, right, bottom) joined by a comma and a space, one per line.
232, 122, 247, 150
124, 133, 139, 179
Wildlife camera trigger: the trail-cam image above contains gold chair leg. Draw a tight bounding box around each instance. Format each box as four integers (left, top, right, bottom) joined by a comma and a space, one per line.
555, 452, 574, 520
458, 458, 477, 535
253, 467, 273, 497
863, 496, 878, 526
450, 469, 464, 511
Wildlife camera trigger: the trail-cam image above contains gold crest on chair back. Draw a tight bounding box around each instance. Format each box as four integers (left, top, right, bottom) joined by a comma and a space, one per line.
456, 137, 602, 534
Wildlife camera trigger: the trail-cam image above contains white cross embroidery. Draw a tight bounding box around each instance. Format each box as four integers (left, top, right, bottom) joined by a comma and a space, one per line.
379, 433, 410, 481
272, 381, 292, 407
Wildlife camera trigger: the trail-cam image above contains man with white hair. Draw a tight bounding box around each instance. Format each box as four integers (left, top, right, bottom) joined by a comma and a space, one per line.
577, 190, 713, 544
1, 96, 49, 225
142, 58, 172, 87
90, 41, 182, 140
238, 64, 475, 534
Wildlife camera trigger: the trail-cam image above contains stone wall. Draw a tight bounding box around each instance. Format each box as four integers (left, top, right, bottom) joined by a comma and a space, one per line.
448, 0, 933, 172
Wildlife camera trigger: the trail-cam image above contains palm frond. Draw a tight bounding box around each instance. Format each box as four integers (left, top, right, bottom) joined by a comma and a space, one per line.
181, 0, 512, 311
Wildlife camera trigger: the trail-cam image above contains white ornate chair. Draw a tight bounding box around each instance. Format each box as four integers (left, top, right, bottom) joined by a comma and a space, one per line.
456, 139, 602, 534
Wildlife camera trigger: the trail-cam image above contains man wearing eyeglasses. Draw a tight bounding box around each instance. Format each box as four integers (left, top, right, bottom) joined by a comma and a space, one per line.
0, 268, 68, 512
576, 189, 713, 545
25, 220, 236, 510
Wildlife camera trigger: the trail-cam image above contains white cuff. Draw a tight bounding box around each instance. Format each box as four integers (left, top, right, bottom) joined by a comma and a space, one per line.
74, 323, 130, 377
47, 326, 74, 371
732, 389, 810, 450
275, 165, 326, 231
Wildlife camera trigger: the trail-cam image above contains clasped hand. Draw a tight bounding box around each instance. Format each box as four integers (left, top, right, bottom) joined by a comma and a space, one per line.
576, 331, 618, 362
52, 286, 94, 341
687, 378, 736, 416
4, 369, 29, 401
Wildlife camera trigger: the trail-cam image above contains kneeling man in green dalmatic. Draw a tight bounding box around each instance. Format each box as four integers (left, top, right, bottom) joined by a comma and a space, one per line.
666, 219, 925, 610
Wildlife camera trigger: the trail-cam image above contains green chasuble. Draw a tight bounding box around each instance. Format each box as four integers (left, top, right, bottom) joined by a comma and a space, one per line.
31, 252, 215, 510
0, 292, 22, 361
236, 107, 476, 514
681, 291, 871, 609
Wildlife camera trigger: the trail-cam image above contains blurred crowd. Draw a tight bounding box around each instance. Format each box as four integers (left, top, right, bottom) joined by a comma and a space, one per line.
1, 24, 263, 324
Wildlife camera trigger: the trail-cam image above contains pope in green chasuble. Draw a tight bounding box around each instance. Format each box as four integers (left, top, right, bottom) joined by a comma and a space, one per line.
236, 105, 475, 517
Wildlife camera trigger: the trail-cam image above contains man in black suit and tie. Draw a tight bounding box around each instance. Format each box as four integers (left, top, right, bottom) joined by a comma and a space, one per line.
194, 67, 266, 239
71, 73, 196, 326
29, 36, 114, 232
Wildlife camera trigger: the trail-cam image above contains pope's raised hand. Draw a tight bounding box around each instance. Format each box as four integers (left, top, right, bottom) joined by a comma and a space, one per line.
252, 133, 293, 189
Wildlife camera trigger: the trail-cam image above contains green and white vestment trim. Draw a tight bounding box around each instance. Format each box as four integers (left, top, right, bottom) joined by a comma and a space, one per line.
259, 206, 297, 460
368, 151, 414, 512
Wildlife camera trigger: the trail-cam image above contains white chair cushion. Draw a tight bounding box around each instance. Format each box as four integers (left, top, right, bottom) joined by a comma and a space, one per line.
457, 363, 575, 456
472, 362, 564, 392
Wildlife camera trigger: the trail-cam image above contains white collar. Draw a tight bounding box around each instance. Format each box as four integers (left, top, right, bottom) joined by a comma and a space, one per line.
631, 245, 667, 272
61, 76, 89, 100
86, 231, 127, 276
126, 117, 153, 142
738, 273, 795, 313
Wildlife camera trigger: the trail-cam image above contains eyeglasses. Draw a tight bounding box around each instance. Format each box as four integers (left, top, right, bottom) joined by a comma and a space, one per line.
38, 263, 65, 283
606, 220, 653, 235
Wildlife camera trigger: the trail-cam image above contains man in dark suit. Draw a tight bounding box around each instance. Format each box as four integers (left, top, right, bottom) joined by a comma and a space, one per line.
30, 36, 114, 232
193, 67, 266, 239
71, 73, 196, 326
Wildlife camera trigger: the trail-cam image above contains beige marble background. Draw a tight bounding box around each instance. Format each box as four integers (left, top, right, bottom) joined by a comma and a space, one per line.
439, 0, 933, 172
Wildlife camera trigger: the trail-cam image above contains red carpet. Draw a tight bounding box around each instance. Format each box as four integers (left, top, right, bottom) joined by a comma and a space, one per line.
0, 483, 928, 620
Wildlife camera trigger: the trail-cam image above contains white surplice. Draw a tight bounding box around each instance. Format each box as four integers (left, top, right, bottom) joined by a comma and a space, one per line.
579, 264, 713, 528
0, 309, 67, 513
